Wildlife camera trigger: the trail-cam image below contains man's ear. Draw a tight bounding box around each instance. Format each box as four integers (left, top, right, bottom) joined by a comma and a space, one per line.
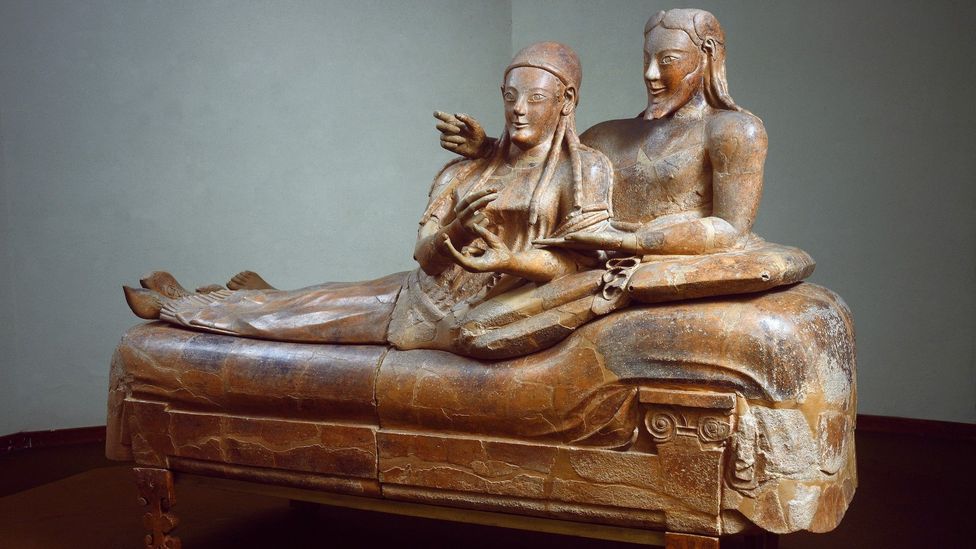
702, 37, 718, 60
562, 87, 577, 115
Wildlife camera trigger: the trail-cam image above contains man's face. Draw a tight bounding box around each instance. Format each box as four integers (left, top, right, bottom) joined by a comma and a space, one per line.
502, 67, 566, 150
643, 27, 704, 119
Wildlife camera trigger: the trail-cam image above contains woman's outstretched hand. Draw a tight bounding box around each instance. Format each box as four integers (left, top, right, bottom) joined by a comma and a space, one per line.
435, 111, 491, 159
443, 224, 514, 273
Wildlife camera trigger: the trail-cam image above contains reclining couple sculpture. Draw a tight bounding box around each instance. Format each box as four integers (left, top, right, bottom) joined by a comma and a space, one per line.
111, 8, 855, 546
123, 9, 812, 360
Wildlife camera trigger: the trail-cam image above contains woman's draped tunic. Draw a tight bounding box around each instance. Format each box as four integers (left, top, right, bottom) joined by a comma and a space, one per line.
159, 151, 613, 351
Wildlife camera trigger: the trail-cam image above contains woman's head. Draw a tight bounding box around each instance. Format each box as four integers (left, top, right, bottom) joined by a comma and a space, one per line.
642, 8, 739, 119
502, 42, 581, 150
466, 42, 586, 232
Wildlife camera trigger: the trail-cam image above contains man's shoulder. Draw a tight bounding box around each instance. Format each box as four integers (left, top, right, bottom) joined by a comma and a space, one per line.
581, 117, 641, 140
706, 110, 766, 144
571, 144, 614, 206
580, 116, 646, 158
576, 143, 613, 177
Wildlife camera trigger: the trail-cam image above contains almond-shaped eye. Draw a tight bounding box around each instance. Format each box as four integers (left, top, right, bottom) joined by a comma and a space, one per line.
530, 93, 547, 101
661, 55, 678, 65
503, 92, 515, 101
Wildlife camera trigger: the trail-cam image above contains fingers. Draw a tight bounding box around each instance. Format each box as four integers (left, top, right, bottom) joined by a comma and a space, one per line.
460, 193, 498, 217
566, 233, 609, 243
532, 237, 565, 246
455, 113, 484, 133
610, 220, 641, 232
471, 223, 504, 248
563, 233, 622, 250
440, 135, 467, 144
434, 111, 459, 124
441, 141, 459, 151
564, 233, 587, 242
442, 234, 473, 267
436, 122, 462, 134
456, 187, 497, 214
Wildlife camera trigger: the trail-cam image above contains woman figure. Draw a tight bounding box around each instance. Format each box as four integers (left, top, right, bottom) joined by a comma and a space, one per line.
124, 42, 614, 358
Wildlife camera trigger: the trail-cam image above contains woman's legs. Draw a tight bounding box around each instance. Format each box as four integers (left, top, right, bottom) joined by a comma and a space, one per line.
126, 271, 408, 344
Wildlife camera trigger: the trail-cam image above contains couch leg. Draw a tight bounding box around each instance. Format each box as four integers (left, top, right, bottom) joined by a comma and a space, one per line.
665, 532, 720, 549
134, 467, 181, 549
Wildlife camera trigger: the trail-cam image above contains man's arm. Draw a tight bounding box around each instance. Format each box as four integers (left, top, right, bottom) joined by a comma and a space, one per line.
434, 111, 495, 159
556, 112, 766, 255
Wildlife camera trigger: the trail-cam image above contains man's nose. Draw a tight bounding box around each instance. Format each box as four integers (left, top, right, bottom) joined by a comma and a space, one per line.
645, 59, 661, 82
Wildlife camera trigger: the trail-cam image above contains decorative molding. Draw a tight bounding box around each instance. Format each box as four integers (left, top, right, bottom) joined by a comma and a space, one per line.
1, 414, 973, 455
642, 406, 733, 447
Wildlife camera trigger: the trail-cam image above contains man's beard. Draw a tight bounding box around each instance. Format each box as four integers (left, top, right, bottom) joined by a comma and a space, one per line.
643, 65, 704, 120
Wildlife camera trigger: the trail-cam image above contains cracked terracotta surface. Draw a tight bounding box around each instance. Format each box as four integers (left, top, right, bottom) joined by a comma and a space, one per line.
108, 281, 855, 535
110, 9, 857, 543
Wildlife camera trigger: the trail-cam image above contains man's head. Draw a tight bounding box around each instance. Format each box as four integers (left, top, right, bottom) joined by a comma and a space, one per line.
642, 9, 738, 119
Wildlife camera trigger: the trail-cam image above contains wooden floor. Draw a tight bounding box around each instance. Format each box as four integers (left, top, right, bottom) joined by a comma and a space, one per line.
0, 430, 972, 548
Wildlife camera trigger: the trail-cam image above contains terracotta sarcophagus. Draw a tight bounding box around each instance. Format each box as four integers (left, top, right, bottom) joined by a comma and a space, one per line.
109, 9, 856, 547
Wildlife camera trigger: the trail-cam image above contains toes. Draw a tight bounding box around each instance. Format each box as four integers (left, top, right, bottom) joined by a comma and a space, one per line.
139, 271, 190, 298
123, 286, 163, 319
195, 284, 225, 294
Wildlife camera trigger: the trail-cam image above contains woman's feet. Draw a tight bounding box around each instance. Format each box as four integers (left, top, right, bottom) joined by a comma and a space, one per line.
125, 271, 192, 319
123, 286, 163, 319
195, 284, 226, 294
140, 271, 191, 299
125, 270, 270, 319
227, 270, 276, 291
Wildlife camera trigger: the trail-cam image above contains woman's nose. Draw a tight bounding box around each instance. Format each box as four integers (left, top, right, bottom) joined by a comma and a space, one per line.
514, 97, 528, 115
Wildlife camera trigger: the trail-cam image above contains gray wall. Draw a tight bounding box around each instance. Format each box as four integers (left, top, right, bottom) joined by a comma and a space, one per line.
512, 0, 976, 423
0, 0, 511, 433
1, 0, 973, 432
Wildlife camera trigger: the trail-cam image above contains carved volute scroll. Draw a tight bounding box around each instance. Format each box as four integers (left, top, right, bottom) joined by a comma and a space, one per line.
637, 387, 736, 451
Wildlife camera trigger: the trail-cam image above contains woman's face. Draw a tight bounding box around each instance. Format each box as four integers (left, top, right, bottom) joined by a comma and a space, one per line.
643, 26, 705, 119
502, 67, 566, 150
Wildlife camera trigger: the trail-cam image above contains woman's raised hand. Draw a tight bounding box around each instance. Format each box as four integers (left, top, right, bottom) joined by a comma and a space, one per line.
452, 187, 497, 233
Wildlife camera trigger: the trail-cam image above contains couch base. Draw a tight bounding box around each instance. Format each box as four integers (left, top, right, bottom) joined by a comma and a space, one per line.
115, 384, 814, 543
133, 465, 780, 548
109, 283, 856, 541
